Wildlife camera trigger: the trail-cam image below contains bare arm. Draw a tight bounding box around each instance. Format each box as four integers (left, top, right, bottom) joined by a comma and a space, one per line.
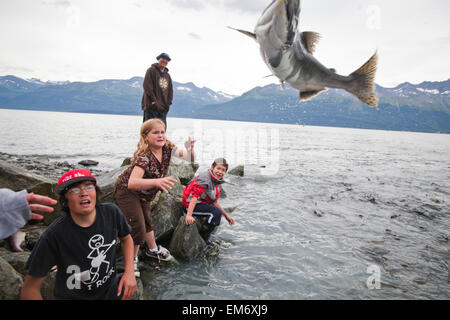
173, 137, 196, 163
214, 201, 235, 225
21, 275, 45, 300
127, 166, 176, 193
117, 234, 137, 300
185, 197, 198, 225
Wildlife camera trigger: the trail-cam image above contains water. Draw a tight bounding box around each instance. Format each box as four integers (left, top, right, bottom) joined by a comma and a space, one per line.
1, 108, 449, 299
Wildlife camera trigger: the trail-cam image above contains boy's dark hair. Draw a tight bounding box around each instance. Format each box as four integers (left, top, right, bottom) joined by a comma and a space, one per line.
58, 183, 104, 214
212, 158, 229, 171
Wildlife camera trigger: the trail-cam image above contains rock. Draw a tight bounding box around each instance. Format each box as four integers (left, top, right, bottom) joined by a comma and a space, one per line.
96, 166, 128, 203
168, 158, 198, 185
205, 243, 220, 260
0, 159, 59, 226
121, 157, 132, 167
41, 270, 57, 300
169, 216, 206, 261
0, 248, 31, 277
228, 165, 244, 177
78, 160, 99, 166
25, 226, 47, 250
314, 209, 324, 217
131, 278, 145, 300
151, 193, 184, 242
0, 256, 23, 299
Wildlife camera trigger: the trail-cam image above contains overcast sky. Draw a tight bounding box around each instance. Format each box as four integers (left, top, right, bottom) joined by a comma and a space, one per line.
0, 0, 449, 95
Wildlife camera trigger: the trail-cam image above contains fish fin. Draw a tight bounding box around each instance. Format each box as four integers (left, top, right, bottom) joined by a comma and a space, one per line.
280, 81, 285, 91
268, 50, 283, 68
300, 32, 321, 54
347, 51, 378, 108
330, 68, 337, 73
227, 26, 256, 40
299, 88, 326, 101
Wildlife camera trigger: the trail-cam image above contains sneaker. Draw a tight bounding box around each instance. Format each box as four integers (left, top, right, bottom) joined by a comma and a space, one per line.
134, 257, 140, 278
144, 245, 172, 262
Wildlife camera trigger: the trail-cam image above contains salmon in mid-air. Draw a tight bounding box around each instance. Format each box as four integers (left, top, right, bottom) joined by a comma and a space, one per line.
229, 0, 378, 107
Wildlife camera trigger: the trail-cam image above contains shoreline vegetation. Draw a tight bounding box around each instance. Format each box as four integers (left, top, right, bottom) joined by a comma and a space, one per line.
0, 152, 242, 300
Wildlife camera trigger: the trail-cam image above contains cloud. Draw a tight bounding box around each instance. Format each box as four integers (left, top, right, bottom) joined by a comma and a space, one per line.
166, 0, 205, 10
0, 65, 35, 75
166, 0, 268, 13
41, 0, 71, 8
218, 0, 268, 13
188, 32, 201, 40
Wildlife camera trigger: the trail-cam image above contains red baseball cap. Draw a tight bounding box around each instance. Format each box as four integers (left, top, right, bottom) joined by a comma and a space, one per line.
55, 169, 97, 195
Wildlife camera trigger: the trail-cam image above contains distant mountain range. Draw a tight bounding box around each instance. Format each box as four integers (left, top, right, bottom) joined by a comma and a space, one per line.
0, 75, 449, 133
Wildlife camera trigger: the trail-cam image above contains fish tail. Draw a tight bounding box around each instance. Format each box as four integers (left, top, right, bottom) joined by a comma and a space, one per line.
347, 51, 378, 107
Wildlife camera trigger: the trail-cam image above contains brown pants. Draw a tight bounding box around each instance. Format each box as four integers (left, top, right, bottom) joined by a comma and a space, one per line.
115, 188, 153, 246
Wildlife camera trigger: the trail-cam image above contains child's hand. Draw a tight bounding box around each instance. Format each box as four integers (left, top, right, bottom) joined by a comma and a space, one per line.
156, 176, 177, 193
186, 215, 196, 225
117, 270, 137, 300
184, 136, 196, 152
226, 216, 235, 226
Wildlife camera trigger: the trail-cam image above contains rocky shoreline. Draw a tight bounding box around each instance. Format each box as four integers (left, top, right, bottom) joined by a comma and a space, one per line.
0, 152, 241, 300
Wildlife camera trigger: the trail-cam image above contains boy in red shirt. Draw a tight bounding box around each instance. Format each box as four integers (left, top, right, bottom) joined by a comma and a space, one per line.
182, 158, 234, 236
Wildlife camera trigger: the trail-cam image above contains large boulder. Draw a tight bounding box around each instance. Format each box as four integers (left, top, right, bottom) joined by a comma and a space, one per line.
96, 166, 128, 203
0, 256, 23, 299
168, 158, 198, 185
0, 248, 30, 277
169, 217, 206, 261
151, 192, 184, 242
0, 160, 58, 225
228, 164, 244, 177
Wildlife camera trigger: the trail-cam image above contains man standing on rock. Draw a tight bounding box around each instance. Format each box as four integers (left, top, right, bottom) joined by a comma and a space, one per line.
142, 53, 173, 129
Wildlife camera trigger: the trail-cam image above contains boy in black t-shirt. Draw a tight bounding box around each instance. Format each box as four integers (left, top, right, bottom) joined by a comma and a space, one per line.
21, 169, 136, 300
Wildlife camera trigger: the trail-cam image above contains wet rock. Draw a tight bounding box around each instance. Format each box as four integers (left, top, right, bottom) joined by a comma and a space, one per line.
205, 242, 220, 260
314, 209, 324, 217
0, 159, 59, 225
151, 193, 184, 242
228, 165, 244, 177
169, 216, 206, 261
78, 160, 99, 166
131, 278, 145, 300
0, 256, 23, 299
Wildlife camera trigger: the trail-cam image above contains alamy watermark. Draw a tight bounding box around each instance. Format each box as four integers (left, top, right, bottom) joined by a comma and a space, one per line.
366, 5, 382, 30
169, 120, 280, 176
366, 264, 381, 290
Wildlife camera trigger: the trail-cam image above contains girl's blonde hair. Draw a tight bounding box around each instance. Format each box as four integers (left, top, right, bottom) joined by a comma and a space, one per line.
132, 118, 174, 163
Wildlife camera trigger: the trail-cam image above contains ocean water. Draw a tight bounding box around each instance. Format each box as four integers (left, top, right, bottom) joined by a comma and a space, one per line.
1, 108, 449, 299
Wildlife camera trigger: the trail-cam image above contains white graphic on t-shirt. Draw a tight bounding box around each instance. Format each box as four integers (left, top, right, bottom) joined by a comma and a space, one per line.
82, 234, 116, 285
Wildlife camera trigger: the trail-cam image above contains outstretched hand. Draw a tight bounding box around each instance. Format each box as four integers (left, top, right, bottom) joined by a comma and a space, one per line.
184, 137, 196, 152
26, 193, 57, 221
156, 176, 178, 193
